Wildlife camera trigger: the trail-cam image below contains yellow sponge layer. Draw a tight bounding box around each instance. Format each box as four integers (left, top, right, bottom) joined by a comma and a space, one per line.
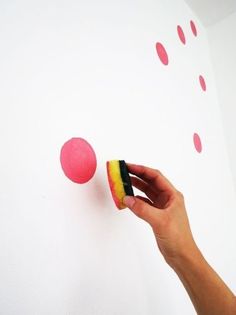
107, 160, 126, 209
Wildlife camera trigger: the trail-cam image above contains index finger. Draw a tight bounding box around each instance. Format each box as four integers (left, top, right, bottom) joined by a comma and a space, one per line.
127, 163, 176, 193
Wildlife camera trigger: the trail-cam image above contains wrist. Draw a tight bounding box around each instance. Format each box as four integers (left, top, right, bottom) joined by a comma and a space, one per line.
167, 241, 203, 271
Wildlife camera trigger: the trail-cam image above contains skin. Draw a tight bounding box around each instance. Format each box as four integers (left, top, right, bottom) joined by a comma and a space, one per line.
123, 163, 236, 315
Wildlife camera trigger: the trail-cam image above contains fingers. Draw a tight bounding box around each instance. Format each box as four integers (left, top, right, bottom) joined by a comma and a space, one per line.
131, 176, 157, 202
127, 163, 176, 193
136, 195, 153, 206
123, 196, 166, 228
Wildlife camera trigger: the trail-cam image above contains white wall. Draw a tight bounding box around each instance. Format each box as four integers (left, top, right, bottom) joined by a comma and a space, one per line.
0, 1, 236, 314
207, 11, 236, 193
185, 0, 236, 26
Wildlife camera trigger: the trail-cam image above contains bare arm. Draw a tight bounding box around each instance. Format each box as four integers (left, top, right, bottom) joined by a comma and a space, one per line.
123, 164, 236, 315
173, 246, 236, 315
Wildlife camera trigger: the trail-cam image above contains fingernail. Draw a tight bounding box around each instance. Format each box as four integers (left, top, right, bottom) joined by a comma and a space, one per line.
123, 196, 135, 208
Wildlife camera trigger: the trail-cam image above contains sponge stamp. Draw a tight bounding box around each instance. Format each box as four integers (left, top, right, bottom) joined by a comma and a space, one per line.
106, 160, 134, 209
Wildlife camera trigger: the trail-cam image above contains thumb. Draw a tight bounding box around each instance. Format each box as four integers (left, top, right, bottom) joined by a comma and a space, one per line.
123, 196, 164, 227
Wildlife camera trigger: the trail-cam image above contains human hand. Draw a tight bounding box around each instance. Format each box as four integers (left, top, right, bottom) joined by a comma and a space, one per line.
123, 164, 199, 267
123, 164, 236, 315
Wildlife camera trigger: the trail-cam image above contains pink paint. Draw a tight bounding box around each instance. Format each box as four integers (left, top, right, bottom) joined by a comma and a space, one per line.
190, 20, 197, 37
60, 138, 97, 184
199, 75, 206, 91
177, 25, 186, 44
156, 42, 169, 65
193, 133, 202, 153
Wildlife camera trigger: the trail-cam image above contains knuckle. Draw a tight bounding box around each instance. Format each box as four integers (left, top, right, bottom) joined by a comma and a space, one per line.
155, 169, 162, 175
154, 170, 163, 180
177, 190, 184, 199
175, 190, 185, 202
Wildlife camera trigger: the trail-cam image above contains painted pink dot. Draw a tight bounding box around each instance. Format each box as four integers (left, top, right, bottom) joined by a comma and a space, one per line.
177, 25, 186, 44
156, 42, 169, 65
190, 20, 197, 37
199, 75, 206, 91
193, 133, 202, 153
60, 138, 97, 184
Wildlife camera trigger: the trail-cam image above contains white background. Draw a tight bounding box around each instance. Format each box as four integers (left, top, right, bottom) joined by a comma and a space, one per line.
207, 11, 236, 194
0, 0, 235, 314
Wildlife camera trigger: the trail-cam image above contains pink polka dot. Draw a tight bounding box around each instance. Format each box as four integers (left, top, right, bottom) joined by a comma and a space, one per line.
199, 75, 206, 91
177, 25, 186, 44
156, 42, 169, 65
193, 133, 202, 153
190, 20, 197, 37
60, 138, 97, 184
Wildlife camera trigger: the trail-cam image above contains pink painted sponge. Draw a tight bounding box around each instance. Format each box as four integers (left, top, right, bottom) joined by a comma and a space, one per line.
60, 138, 97, 183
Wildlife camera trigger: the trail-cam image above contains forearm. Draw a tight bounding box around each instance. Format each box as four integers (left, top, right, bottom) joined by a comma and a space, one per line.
125, 164, 236, 314
170, 245, 236, 315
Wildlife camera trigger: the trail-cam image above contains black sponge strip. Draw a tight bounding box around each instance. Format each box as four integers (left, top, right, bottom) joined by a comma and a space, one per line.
119, 160, 134, 196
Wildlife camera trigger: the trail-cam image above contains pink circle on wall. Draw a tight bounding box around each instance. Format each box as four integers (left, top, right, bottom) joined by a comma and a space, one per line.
177, 25, 186, 44
190, 20, 197, 37
199, 75, 206, 91
156, 42, 169, 65
193, 133, 202, 153
60, 137, 97, 184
